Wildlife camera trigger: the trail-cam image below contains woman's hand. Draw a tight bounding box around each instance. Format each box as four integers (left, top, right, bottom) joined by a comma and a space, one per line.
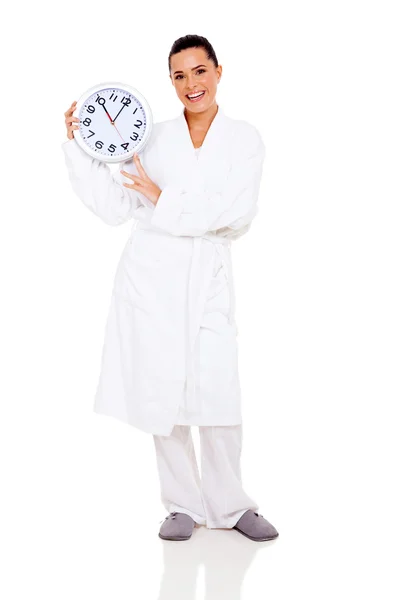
120, 155, 162, 206
64, 100, 79, 140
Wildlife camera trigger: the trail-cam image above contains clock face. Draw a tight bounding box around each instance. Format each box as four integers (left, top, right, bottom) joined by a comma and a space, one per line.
75, 84, 152, 162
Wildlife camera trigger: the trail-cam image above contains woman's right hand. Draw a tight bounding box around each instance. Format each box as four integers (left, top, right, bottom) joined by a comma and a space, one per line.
64, 100, 79, 140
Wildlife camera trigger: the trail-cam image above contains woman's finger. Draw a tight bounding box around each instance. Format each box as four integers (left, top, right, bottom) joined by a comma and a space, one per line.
64, 102, 77, 117
120, 170, 145, 186
122, 182, 141, 191
133, 154, 150, 181
64, 101, 78, 140
65, 116, 80, 124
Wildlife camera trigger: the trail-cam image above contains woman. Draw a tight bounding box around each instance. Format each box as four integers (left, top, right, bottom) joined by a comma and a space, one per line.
62, 34, 278, 542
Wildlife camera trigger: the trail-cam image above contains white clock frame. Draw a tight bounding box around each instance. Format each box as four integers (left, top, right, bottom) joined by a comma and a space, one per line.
73, 81, 153, 163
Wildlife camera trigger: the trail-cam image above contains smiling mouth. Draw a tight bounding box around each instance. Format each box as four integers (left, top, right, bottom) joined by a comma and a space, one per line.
186, 91, 206, 102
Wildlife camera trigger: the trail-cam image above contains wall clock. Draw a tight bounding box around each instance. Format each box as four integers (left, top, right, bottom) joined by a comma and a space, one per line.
73, 82, 153, 163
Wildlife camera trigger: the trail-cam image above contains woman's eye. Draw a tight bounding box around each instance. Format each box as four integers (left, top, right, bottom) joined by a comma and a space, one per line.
175, 69, 206, 80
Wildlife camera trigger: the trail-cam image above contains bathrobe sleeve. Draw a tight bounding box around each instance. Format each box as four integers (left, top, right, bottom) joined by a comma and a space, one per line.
150, 124, 265, 238
61, 137, 146, 226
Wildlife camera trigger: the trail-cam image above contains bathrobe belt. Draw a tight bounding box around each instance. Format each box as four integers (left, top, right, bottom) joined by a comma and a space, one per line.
133, 219, 234, 415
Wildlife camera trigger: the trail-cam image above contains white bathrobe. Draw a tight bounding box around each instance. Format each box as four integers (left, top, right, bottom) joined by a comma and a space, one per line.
61, 105, 265, 436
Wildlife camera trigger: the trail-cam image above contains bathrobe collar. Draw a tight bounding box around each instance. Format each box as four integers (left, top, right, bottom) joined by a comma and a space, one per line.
176, 104, 228, 167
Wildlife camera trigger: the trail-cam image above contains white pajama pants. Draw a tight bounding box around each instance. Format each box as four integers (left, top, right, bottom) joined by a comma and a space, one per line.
153, 424, 260, 529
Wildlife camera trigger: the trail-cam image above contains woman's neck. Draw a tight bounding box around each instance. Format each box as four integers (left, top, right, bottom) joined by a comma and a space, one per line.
184, 103, 219, 131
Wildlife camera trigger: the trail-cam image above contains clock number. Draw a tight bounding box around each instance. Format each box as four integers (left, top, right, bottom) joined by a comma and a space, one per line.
130, 132, 139, 142
121, 97, 131, 107
95, 140, 104, 150
121, 142, 129, 151
87, 130, 95, 138
95, 96, 106, 106
109, 93, 118, 102
86, 105, 95, 114
83, 117, 91, 126
108, 144, 116, 153
134, 119, 142, 129
133, 107, 138, 115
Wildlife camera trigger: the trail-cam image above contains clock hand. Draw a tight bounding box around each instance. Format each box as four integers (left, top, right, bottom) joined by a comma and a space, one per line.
113, 105, 125, 123
113, 122, 126, 142
101, 103, 114, 123
101, 102, 127, 145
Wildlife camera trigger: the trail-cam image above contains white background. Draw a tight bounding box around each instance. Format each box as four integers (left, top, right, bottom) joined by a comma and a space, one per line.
1, 0, 399, 598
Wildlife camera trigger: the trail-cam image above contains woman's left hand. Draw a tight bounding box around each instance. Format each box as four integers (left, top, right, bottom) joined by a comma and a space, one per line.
120, 154, 162, 206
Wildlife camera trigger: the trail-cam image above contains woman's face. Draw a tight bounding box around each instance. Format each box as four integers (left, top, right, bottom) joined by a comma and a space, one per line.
170, 47, 222, 113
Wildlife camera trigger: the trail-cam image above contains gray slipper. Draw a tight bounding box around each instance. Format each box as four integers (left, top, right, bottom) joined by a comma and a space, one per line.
233, 510, 279, 542
159, 512, 195, 541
